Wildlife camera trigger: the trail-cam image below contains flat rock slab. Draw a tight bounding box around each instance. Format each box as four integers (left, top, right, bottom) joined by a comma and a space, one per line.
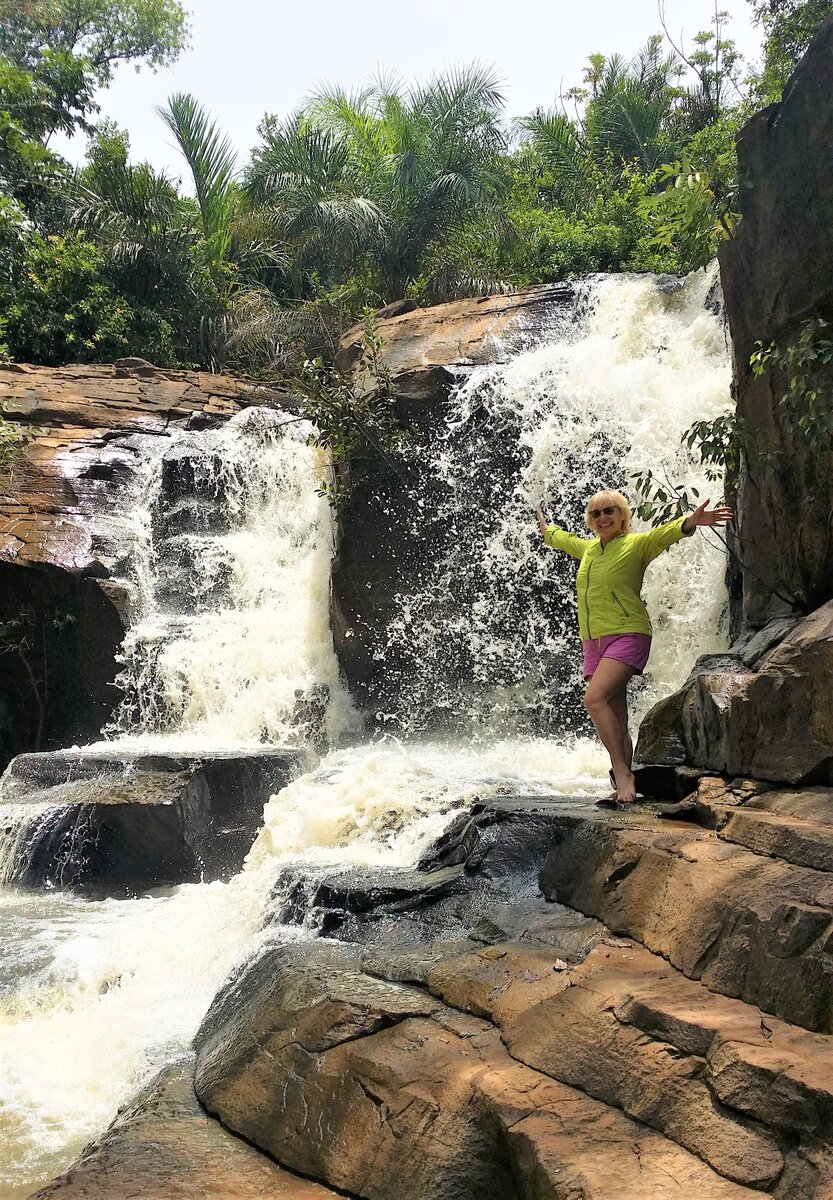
1, 747, 304, 895
194, 938, 763, 1200
538, 807, 833, 1033
26, 1061, 340, 1200
673, 781, 833, 873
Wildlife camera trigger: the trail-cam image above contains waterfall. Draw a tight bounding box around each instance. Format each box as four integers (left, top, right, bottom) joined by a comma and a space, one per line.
0, 270, 732, 1198
375, 269, 730, 735
108, 406, 359, 749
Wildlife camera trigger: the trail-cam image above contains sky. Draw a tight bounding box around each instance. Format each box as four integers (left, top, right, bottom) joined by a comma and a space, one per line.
53, 0, 765, 181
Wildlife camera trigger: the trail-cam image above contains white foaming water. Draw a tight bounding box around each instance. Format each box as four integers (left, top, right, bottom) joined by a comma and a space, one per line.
377, 269, 730, 732
111, 407, 359, 750
0, 736, 601, 1197
0, 271, 733, 1197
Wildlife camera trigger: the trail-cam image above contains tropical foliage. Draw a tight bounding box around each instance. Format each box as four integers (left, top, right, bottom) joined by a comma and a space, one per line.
1, 0, 831, 372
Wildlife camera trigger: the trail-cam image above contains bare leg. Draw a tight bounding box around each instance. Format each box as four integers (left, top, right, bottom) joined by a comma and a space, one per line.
584, 659, 637, 803
609, 688, 633, 770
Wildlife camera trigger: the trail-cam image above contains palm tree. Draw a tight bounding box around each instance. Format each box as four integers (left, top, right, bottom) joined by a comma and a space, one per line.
246, 65, 511, 303
72, 154, 193, 304
520, 38, 682, 209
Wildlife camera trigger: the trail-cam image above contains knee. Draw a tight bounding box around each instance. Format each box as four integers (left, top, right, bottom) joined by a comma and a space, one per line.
583, 688, 604, 715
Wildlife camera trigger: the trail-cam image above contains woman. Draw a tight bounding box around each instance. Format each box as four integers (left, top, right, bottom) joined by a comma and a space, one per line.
536, 490, 732, 805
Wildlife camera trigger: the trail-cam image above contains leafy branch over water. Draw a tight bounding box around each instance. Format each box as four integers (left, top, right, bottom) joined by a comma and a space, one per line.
291, 310, 405, 510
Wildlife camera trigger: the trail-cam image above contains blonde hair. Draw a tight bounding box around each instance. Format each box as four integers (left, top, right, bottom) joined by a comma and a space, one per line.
584, 489, 633, 533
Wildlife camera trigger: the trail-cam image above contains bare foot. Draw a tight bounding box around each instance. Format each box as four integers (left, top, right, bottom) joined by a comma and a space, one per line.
614, 766, 637, 805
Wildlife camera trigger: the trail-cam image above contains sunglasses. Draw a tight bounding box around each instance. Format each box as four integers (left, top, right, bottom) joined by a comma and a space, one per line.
589, 505, 619, 519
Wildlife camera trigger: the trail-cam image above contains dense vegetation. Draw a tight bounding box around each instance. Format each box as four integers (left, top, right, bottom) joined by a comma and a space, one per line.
0, 0, 831, 375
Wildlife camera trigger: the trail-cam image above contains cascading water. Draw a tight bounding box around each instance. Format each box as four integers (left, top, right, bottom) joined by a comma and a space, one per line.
375, 269, 730, 735
0, 269, 732, 1199
110, 406, 359, 749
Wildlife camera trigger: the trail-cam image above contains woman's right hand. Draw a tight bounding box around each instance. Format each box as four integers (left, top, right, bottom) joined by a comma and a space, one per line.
536, 509, 549, 535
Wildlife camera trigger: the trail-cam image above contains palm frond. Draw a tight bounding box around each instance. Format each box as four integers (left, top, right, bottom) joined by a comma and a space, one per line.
157, 92, 238, 267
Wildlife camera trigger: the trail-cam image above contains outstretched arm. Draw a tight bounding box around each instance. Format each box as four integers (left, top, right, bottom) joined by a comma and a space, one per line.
536, 510, 590, 559
682, 499, 734, 534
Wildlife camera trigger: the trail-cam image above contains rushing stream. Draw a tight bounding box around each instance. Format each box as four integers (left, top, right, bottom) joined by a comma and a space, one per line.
0, 270, 732, 1199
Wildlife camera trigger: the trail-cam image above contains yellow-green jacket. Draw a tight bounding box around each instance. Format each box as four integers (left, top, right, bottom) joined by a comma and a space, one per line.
543, 516, 693, 640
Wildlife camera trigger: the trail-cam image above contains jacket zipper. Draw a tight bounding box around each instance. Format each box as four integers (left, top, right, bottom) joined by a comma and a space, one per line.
612, 590, 629, 621
584, 558, 594, 639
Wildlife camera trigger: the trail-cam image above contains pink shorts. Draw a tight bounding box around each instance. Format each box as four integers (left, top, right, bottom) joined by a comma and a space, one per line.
582, 633, 652, 680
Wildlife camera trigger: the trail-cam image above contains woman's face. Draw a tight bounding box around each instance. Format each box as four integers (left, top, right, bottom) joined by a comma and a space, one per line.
587, 497, 625, 539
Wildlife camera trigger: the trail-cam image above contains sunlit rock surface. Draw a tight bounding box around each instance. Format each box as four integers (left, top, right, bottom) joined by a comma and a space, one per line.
0, 360, 291, 573
26, 1060, 341, 1200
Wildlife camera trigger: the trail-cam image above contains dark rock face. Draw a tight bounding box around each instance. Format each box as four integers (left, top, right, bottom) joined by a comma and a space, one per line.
0, 562, 125, 774
265, 797, 599, 947
718, 16, 833, 630
331, 285, 576, 711
1, 747, 303, 896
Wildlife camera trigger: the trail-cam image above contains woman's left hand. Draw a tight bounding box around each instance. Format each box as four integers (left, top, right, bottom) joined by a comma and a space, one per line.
684, 499, 734, 530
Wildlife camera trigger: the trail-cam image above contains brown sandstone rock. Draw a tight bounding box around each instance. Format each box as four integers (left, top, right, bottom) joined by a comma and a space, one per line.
336, 284, 573, 401
194, 938, 761, 1200
0, 362, 291, 573
26, 1060, 339, 1199
539, 809, 833, 1032
683, 602, 833, 783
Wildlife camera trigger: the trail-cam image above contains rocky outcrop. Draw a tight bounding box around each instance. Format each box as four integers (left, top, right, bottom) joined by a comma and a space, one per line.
26, 1059, 341, 1199
26, 785, 833, 1199
182, 794, 833, 1199
332, 284, 575, 705
194, 936, 764, 1200
0, 360, 291, 574
718, 16, 833, 630
0, 361, 292, 765
636, 601, 833, 785
336, 284, 573, 406
1, 747, 303, 896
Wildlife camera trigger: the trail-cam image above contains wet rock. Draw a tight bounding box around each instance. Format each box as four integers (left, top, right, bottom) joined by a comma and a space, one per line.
0, 562, 125, 774
269, 796, 588, 946
0, 362, 293, 574
2, 747, 303, 896
331, 285, 576, 709
26, 1059, 338, 1199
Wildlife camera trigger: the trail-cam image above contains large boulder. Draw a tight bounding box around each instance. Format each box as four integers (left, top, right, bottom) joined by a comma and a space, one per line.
636, 604, 833, 785
719, 16, 833, 630
1, 747, 303, 895
194, 938, 763, 1200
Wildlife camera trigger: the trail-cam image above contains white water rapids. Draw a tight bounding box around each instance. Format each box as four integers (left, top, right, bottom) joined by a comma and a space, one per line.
0, 270, 732, 1198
